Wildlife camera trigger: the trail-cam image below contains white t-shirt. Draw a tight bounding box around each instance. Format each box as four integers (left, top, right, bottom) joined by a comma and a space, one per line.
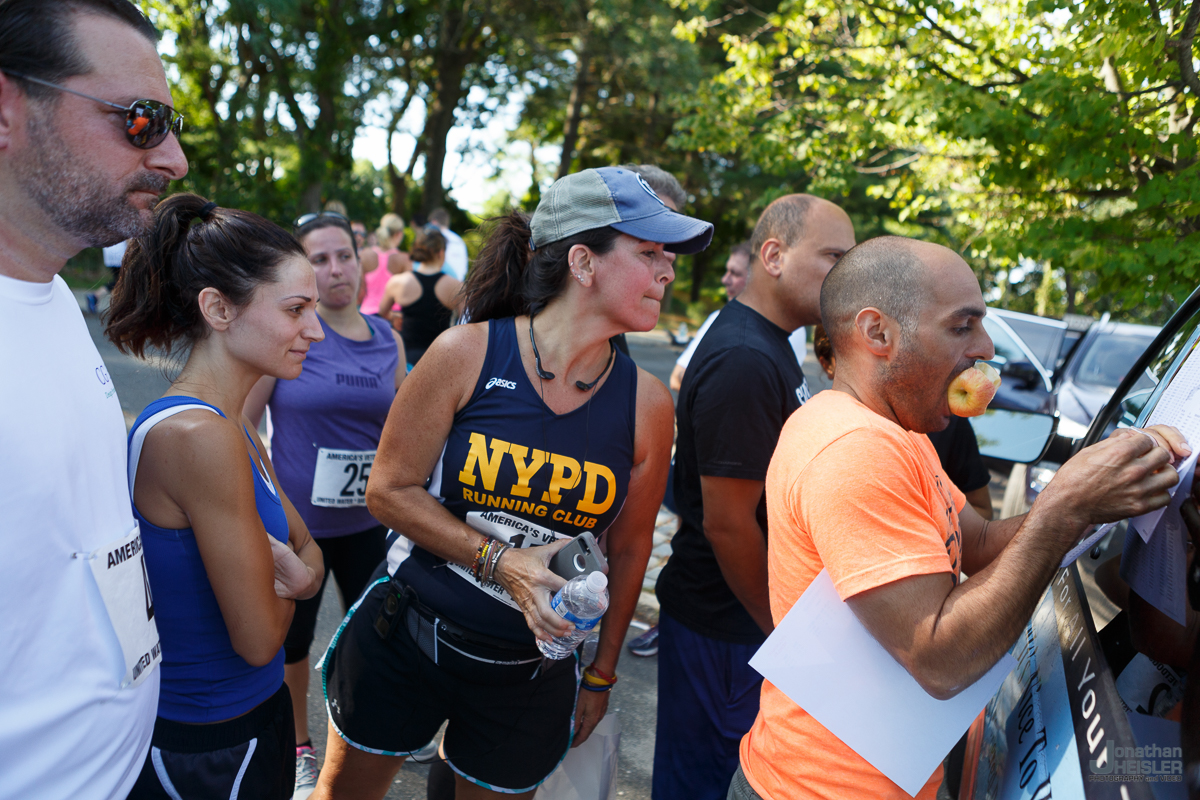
439, 226, 469, 281
0, 273, 157, 799
102, 240, 128, 268
676, 308, 808, 370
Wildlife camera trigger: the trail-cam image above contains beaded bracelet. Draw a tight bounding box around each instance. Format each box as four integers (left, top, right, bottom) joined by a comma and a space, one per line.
469, 538, 490, 580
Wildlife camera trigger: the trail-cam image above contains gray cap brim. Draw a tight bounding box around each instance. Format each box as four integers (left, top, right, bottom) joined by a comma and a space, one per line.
610, 207, 714, 255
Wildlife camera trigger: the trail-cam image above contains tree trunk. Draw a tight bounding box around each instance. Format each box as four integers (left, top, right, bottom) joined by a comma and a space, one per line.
301, 181, 323, 213
420, 3, 475, 215
690, 248, 711, 304
557, 41, 591, 179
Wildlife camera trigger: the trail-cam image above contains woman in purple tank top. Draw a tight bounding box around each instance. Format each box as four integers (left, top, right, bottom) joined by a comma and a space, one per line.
244, 212, 407, 796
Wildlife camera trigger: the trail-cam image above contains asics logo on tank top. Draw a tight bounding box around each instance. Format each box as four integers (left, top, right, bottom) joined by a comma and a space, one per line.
485, 377, 517, 391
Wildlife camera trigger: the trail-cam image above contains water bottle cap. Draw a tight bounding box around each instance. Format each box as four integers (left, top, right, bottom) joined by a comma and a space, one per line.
586, 571, 608, 592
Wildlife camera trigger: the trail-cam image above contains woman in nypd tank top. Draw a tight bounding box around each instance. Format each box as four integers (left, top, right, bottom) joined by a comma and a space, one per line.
104, 195, 324, 800
316, 167, 714, 799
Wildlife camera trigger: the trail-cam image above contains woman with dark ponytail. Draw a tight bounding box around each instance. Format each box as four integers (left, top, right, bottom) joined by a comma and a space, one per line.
377, 224, 462, 366
313, 168, 713, 800
107, 193, 325, 800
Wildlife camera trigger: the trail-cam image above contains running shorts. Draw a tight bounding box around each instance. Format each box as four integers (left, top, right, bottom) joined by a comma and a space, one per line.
128, 683, 294, 800
320, 568, 580, 793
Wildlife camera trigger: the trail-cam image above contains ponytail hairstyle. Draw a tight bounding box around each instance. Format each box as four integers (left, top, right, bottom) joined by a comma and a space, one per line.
460, 211, 620, 323
411, 226, 446, 263
105, 193, 306, 358
375, 213, 405, 247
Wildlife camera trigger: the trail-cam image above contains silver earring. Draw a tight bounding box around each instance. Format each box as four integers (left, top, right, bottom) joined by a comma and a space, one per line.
573, 272, 585, 284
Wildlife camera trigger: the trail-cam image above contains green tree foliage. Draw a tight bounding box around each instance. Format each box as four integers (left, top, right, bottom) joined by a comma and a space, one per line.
674, 0, 1200, 321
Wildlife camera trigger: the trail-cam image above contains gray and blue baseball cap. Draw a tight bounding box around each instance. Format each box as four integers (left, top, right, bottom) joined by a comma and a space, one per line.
530, 167, 714, 254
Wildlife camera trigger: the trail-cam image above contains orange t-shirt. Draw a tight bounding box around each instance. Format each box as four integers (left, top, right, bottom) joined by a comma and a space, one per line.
740, 390, 966, 800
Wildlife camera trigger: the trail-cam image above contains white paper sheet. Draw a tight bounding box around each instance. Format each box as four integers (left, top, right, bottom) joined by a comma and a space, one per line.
1131, 448, 1198, 543
1142, 351, 1200, 442
1117, 351, 1200, 624
1063, 354, 1200, 564
749, 570, 1016, 797
1122, 456, 1196, 625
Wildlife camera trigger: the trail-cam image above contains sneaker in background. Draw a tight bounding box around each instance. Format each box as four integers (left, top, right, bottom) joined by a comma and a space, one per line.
627, 625, 659, 657
86, 293, 98, 314
293, 745, 318, 800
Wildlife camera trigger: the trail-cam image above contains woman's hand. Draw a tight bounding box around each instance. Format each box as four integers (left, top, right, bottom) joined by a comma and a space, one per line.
572, 687, 610, 747
493, 539, 571, 641
270, 535, 317, 599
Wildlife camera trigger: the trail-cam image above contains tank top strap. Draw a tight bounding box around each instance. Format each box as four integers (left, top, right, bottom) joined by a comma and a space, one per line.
127, 397, 225, 496
242, 425, 278, 498
463, 317, 509, 403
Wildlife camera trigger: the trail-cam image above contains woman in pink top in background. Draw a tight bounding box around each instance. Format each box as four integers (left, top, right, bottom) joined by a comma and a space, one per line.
359, 213, 411, 315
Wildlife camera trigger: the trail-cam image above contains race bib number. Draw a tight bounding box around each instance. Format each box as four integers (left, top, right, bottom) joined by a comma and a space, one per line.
449, 511, 566, 609
311, 448, 375, 508
84, 524, 161, 688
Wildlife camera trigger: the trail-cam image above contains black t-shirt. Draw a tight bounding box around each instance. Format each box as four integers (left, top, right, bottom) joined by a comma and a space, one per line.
926, 415, 991, 494
656, 300, 809, 643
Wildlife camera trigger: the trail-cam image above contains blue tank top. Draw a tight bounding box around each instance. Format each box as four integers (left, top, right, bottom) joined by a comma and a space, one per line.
128, 396, 289, 723
388, 316, 638, 644
269, 313, 399, 538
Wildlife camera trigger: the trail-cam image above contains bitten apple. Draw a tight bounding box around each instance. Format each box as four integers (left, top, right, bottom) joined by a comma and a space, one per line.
947, 361, 1001, 417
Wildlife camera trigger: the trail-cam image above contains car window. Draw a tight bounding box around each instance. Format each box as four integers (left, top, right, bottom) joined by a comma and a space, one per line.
982, 317, 1037, 370
1073, 334, 1156, 390
1001, 318, 1063, 370
1057, 330, 1085, 369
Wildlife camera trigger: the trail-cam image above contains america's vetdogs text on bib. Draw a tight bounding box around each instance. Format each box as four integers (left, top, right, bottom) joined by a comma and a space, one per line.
82, 523, 161, 688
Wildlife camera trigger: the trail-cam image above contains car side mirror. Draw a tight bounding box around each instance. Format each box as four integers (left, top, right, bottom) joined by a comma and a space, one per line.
1000, 360, 1042, 389
970, 408, 1057, 464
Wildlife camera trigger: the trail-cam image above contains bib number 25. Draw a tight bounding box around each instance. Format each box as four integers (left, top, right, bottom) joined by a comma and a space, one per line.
312, 448, 376, 508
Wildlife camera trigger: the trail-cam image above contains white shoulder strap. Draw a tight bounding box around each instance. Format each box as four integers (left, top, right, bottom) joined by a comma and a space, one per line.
127, 404, 222, 494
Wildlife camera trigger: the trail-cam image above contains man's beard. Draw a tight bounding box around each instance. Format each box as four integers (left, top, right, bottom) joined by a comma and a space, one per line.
12, 105, 169, 247
882, 339, 973, 434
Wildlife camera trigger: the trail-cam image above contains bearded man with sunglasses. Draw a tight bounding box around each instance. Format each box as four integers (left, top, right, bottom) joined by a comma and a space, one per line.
0, 1, 188, 798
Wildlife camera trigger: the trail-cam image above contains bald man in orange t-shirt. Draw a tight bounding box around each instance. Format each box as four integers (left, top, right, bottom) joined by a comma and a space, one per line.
731, 237, 1188, 800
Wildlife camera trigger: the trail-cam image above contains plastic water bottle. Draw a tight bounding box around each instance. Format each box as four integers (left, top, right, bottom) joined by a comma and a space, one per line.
580, 629, 601, 664
537, 572, 609, 659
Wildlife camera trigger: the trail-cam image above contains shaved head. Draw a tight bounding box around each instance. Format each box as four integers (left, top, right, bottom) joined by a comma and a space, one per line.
820, 235, 993, 433
820, 236, 938, 355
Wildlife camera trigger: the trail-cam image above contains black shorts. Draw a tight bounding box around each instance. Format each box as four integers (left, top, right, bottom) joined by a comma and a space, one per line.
128, 683, 295, 800
284, 524, 388, 663
320, 570, 581, 793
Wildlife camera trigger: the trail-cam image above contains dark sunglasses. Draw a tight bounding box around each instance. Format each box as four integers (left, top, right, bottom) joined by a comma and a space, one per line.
294, 211, 350, 230
4, 70, 184, 150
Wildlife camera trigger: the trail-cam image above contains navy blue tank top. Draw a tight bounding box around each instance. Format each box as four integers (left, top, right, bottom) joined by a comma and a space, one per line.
387, 316, 637, 644
128, 396, 290, 723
